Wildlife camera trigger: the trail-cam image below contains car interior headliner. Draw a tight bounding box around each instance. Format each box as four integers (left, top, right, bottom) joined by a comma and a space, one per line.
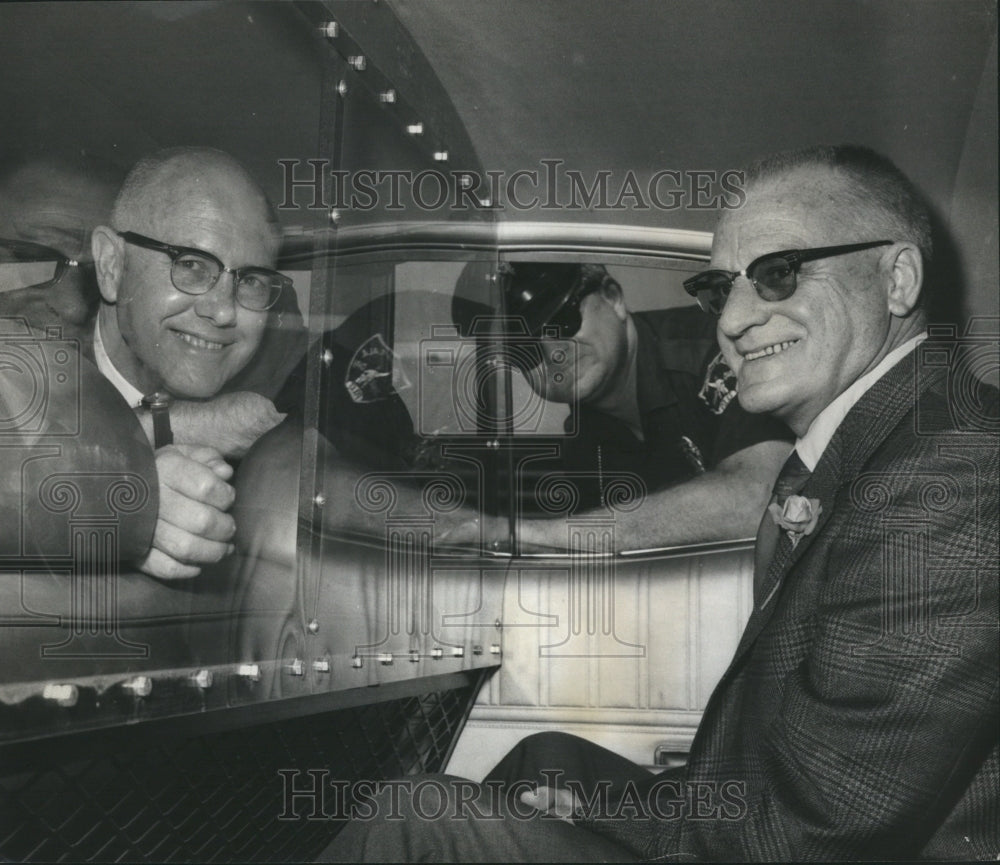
1, 1, 994, 229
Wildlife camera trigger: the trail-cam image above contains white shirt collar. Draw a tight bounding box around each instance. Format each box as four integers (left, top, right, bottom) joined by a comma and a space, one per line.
93, 314, 145, 409
795, 333, 927, 471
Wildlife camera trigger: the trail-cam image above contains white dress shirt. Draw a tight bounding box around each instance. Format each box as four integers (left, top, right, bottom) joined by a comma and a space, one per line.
93, 315, 145, 409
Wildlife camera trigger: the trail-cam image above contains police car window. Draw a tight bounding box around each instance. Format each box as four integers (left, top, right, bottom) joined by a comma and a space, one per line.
506, 260, 702, 436
305, 255, 504, 550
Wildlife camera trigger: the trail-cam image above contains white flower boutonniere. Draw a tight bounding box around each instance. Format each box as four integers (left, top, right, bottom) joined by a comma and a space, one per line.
768, 495, 822, 549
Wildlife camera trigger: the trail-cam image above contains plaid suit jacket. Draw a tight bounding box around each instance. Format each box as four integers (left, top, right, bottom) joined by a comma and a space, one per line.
585, 348, 999, 860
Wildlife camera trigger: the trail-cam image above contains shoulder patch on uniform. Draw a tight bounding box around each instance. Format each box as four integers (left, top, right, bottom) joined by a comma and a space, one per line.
345, 333, 412, 404
699, 350, 737, 415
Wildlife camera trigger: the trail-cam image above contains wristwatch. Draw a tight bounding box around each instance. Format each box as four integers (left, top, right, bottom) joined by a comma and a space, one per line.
141, 391, 173, 448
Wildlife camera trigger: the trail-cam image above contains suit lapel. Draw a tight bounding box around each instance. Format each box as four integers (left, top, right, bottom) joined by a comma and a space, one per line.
726, 351, 936, 669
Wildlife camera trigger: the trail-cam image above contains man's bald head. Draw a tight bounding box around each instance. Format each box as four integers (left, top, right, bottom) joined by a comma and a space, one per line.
111, 147, 281, 259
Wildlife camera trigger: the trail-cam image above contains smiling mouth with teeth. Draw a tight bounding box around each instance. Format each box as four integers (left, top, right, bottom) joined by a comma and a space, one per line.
744, 339, 800, 362
174, 330, 226, 351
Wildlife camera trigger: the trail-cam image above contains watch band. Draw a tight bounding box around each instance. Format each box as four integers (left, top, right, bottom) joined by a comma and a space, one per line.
141, 391, 173, 448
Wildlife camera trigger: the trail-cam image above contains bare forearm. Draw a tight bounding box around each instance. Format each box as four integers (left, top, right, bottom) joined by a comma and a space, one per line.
135, 392, 285, 459
517, 440, 789, 551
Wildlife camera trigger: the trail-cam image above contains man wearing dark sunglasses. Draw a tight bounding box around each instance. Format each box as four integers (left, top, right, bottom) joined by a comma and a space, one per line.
322, 145, 997, 863
497, 260, 792, 549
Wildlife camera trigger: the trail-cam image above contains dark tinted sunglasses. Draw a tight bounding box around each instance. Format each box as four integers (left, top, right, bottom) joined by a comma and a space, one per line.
541, 284, 601, 339
0, 238, 86, 291
683, 240, 893, 315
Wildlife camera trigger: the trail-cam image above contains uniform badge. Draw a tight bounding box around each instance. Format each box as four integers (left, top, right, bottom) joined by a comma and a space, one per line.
679, 436, 706, 474
699, 351, 737, 415
345, 333, 412, 404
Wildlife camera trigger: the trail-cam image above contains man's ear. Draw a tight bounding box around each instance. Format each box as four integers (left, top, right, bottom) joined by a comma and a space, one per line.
882, 241, 923, 317
91, 225, 124, 303
600, 279, 628, 321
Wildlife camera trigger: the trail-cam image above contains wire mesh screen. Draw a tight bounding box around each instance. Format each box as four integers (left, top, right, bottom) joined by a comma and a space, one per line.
0, 681, 481, 862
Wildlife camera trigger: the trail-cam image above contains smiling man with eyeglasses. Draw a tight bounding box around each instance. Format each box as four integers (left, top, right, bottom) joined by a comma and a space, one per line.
92, 148, 286, 404
83, 146, 302, 579
322, 145, 997, 864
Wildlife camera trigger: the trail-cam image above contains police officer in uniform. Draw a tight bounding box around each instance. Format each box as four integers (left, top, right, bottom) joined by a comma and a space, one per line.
499, 262, 792, 548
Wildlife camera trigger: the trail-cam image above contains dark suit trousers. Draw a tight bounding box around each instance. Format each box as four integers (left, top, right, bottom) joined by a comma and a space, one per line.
316, 733, 652, 862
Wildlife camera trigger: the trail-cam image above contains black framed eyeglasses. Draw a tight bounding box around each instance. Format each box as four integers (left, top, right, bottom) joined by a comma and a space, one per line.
0, 238, 85, 291
683, 240, 893, 316
118, 231, 290, 311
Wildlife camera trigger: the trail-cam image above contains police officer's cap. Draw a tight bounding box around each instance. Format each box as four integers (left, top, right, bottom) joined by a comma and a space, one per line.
503, 262, 609, 338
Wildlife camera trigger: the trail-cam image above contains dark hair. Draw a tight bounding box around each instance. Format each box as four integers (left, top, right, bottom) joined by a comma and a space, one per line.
744, 144, 933, 264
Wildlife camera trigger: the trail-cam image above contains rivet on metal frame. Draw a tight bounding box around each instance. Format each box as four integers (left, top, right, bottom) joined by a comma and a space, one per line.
379, 89, 396, 104
321, 348, 334, 366
313, 658, 331, 674
348, 55, 366, 71
328, 207, 342, 224
42, 683, 78, 707
379, 653, 394, 666
452, 646, 465, 658
406, 122, 424, 135
313, 493, 327, 507
490, 644, 501, 655
122, 676, 153, 698
336, 80, 348, 97
191, 669, 214, 690
307, 619, 320, 634
287, 658, 305, 677
431, 647, 444, 659
433, 151, 449, 162
409, 649, 420, 663
494, 618, 503, 630
322, 21, 339, 39
238, 663, 261, 682
351, 655, 363, 669
472, 645, 483, 656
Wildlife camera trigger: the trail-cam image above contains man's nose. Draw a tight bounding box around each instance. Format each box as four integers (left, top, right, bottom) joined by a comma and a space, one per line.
717, 276, 768, 340
193, 271, 239, 325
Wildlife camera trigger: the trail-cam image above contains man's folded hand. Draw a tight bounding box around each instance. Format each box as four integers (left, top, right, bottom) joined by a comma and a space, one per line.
137, 443, 236, 580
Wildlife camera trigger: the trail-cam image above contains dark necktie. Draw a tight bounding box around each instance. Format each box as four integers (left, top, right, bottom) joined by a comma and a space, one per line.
753, 449, 812, 605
